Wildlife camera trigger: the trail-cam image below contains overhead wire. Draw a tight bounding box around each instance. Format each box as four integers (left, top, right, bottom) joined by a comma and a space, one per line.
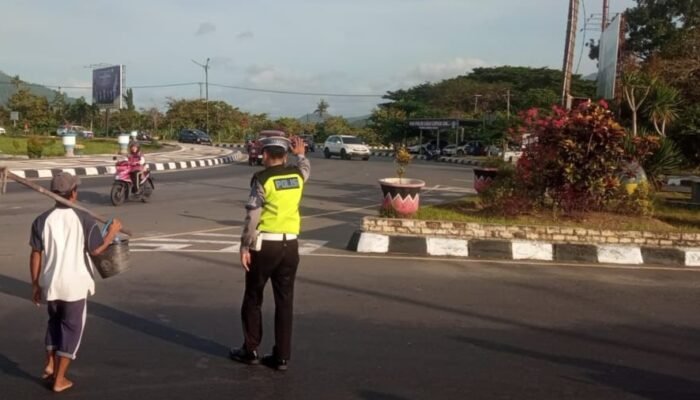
0, 80, 385, 98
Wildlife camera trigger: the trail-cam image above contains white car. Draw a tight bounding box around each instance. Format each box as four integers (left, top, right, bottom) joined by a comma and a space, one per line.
323, 135, 371, 160
0, 127, 6, 135
442, 144, 459, 156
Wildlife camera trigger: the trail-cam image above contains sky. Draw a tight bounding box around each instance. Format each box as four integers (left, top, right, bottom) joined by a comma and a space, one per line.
0, 0, 636, 118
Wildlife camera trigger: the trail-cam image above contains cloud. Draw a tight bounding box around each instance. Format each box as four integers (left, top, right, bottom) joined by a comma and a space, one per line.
396, 57, 489, 88
236, 30, 254, 40
195, 22, 216, 36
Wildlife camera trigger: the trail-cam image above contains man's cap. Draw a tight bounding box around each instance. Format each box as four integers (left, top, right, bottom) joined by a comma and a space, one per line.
260, 136, 290, 151
50, 172, 81, 194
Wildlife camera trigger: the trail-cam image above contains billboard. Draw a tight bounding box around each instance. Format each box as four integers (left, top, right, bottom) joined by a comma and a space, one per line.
92, 65, 123, 108
596, 14, 622, 99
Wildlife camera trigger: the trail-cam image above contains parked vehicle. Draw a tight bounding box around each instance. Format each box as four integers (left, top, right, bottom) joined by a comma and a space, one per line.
178, 129, 212, 145
137, 131, 152, 141
110, 157, 154, 206
407, 140, 448, 154
442, 144, 460, 156
56, 125, 93, 138
0, 127, 6, 135
323, 135, 370, 160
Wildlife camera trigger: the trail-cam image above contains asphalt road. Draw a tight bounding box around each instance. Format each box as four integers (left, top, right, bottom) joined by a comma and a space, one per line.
1, 153, 700, 400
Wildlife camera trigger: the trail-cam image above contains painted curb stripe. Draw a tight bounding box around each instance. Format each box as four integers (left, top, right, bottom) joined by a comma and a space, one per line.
426, 238, 469, 257
350, 233, 699, 267
357, 233, 390, 253
597, 245, 644, 265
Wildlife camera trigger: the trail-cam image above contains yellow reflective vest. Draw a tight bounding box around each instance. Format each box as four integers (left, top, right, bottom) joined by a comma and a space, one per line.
255, 166, 305, 234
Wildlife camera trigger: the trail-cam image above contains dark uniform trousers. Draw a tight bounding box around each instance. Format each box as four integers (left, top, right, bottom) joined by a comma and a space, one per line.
242, 238, 299, 360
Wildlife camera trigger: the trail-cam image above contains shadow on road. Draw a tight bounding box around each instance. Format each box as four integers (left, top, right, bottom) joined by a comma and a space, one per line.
453, 335, 700, 400
0, 274, 229, 360
0, 353, 44, 388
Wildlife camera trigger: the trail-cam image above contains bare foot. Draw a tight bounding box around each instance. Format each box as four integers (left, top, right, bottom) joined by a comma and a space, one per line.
41, 368, 54, 380
53, 378, 74, 393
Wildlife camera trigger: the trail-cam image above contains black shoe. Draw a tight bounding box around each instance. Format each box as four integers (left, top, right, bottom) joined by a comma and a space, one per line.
261, 354, 288, 371
229, 347, 260, 365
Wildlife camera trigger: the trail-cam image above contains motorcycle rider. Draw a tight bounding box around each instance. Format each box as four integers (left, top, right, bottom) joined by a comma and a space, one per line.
127, 141, 146, 193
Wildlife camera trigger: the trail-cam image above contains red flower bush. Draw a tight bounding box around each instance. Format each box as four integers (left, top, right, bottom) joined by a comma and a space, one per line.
483, 101, 659, 215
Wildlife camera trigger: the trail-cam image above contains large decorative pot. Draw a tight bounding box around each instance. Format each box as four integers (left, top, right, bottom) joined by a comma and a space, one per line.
473, 167, 498, 193
62, 133, 77, 157
118, 134, 131, 155
378, 178, 426, 217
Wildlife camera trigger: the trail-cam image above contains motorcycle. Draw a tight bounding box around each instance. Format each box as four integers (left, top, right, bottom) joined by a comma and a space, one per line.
110, 157, 154, 206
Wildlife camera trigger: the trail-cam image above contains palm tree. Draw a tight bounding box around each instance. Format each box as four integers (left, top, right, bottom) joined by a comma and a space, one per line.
646, 83, 680, 137
11, 75, 22, 90
314, 99, 329, 121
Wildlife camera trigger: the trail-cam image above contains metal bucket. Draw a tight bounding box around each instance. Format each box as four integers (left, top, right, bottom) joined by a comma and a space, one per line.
91, 239, 131, 279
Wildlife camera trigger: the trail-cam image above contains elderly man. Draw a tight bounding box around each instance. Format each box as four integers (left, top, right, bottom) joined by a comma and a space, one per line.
30, 172, 122, 392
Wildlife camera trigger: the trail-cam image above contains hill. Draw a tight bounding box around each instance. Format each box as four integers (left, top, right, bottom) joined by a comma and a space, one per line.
0, 70, 72, 105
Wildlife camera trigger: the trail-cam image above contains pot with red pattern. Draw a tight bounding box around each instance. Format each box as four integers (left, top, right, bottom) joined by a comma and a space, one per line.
473, 167, 498, 193
378, 178, 426, 217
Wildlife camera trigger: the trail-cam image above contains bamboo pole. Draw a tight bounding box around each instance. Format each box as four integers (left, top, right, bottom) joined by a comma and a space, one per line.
0, 168, 132, 236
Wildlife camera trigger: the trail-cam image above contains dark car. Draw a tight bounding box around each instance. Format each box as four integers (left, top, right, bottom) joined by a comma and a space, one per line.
137, 131, 153, 141
300, 134, 315, 152
178, 129, 212, 145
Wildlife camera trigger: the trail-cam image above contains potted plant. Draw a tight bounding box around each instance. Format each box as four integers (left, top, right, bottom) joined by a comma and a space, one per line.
378, 147, 426, 217
473, 157, 502, 193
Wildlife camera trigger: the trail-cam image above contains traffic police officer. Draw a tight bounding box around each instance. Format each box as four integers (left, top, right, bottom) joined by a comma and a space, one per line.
230, 135, 309, 371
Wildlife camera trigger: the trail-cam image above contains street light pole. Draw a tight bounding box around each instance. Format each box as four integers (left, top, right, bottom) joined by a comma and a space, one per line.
192, 58, 211, 140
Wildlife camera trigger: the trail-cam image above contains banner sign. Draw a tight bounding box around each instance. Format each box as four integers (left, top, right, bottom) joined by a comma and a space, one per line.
92, 65, 123, 108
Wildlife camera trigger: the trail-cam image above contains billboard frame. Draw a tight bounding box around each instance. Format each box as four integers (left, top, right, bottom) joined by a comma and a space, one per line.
92, 65, 125, 109
596, 14, 622, 100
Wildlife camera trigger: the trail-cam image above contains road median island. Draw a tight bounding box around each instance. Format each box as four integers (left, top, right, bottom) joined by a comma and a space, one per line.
348, 216, 700, 267
5, 145, 247, 179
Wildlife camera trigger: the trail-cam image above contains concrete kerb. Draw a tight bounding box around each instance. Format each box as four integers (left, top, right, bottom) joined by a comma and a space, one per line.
348, 233, 700, 267
8, 151, 248, 179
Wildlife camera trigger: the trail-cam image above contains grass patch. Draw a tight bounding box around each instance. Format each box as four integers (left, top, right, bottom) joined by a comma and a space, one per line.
0, 136, 163, 157
416, 195, 700, 233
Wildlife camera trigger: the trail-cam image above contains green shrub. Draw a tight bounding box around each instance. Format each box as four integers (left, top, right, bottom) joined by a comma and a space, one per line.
611, 182, 654, 217
27, 136, 46, 159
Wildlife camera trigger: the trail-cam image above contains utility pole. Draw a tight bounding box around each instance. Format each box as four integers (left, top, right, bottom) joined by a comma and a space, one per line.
561, 0, 580, 109
602, 0, 610, 31
192, 58, 211, 140
506, 89, 511, 120
473, 94, 482, 114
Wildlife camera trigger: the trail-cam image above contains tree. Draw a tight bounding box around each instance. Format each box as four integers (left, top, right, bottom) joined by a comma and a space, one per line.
123, 88, 135, 111
67, 97, 91, 126
621, 70, 656, 136
7, 89, 52, 133
314, 99, 329, 120
625, 0, 700, 60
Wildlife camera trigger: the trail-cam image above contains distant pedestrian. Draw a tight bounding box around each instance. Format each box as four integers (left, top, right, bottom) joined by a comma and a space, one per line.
230, 136, 309, 371
29, 172, 122, 392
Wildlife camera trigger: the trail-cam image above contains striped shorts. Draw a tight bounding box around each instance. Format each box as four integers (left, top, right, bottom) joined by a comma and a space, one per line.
45, 299, 87, 360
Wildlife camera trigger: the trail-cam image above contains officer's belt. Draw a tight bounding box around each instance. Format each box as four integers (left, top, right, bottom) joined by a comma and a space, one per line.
259, 233, 297, 241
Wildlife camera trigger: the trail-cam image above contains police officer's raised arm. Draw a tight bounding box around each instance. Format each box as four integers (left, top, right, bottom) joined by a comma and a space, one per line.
291, 137, 310, 181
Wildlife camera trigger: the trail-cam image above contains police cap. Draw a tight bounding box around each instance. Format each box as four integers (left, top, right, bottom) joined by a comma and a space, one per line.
260, 136, 291, 151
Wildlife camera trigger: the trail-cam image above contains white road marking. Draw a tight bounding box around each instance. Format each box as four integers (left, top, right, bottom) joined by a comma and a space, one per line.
192, 233, 239, 238
131, 239, 328, 255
